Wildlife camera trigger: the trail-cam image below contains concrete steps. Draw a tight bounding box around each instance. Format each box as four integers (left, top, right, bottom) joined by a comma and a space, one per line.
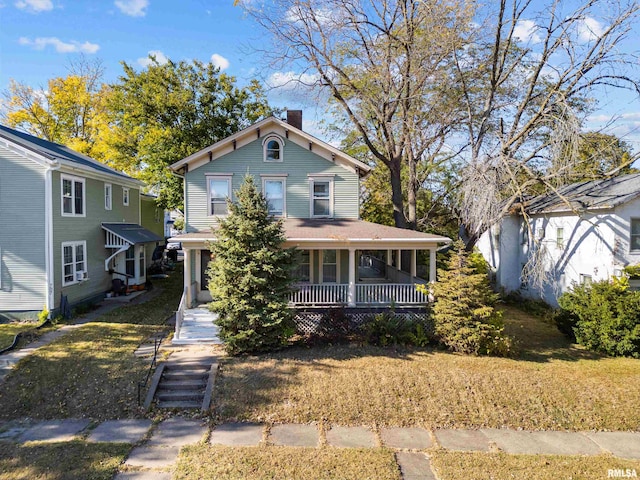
154, 363, 210, 409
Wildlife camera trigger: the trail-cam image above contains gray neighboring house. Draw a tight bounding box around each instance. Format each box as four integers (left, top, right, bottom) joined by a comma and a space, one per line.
0, 125, 162, 320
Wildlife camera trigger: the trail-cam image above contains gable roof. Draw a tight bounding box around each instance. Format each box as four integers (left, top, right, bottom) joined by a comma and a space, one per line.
0, 124, 138, 183
168, 116, 372, 177
527, 172, 640, 214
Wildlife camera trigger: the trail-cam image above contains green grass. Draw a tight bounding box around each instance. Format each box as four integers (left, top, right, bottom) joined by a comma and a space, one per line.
0, 441, 130, 480
0, 323, 163, 420
174, 445, 400, 480
213, 306, 640, 430
430, 451, 640, 480
0, 323, 40, 351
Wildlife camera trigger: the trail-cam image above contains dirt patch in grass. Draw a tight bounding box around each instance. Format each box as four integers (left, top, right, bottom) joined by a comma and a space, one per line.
214, 308, 640, 431
174, 445, 400, 480
430, 451, 640, 480
0, 323, 163, 420
0, 440, 129, 480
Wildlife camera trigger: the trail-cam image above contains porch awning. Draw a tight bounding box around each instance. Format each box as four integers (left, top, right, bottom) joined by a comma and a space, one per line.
171, 218, 450, 250
102, 223, 163, 247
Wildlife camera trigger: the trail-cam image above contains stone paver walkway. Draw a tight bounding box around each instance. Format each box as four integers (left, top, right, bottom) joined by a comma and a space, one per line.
2, 418, 640, 479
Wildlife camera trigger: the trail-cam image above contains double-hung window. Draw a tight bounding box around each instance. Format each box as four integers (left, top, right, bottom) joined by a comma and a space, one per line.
123, 188, 130, 206
263, 136, 283, 162
207, 175, 232, 216
262, 176, 286, 217
104, 183, 112, 210
556, 227, 564, 249
631, 219, 640, 251
62, 241, 87, 286
125, 246, 135, 277
310, 176, 333, 218
322, 250, 337, 283
61, 175, 85, 216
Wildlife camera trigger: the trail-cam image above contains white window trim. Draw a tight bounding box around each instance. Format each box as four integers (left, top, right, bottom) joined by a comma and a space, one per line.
206, 174, 233, 217
262, 175, 287, 217
556, 227, 564, 249
319, 249, 340, 284
123, 187, 130, 206
309, 176, 334, 218
61, 241, 87, 287
631, 218, 640, 252
262, 134, 284, 162
60, 174, 86, 217
104, 183, 112, 210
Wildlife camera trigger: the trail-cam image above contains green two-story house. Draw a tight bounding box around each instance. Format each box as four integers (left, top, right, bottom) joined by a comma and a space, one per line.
169, 112, 450, 318
0, 125, 163, 319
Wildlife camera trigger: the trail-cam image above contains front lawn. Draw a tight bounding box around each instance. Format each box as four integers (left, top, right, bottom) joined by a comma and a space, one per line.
214, 306, 640, 430
0, 441, 130, 480
430, 451, 640, 480
0, 323, 40, 351
0, 323, 162, 420
174, 445, 400, 480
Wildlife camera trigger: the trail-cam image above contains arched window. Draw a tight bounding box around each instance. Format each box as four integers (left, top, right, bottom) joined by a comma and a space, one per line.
263, 135, 284, 162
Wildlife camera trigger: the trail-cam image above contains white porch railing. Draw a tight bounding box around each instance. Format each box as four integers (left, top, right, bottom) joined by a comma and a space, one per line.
290, 284, 349, 305
356, 283, 428, 305
290, 283, 429, 306
175, 286, 188, 340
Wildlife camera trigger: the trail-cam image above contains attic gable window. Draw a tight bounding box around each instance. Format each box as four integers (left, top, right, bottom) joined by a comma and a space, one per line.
263, 135, 283, 162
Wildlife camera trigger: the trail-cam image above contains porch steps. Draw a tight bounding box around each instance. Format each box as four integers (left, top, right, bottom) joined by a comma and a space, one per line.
172, 308, 222, 345
151, 361, 217, 410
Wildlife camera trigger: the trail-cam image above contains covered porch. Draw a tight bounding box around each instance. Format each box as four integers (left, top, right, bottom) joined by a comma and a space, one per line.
173, 218, 450, 308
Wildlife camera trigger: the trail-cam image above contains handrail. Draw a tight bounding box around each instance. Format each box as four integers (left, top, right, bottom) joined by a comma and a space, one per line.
175, 286, 188, 340
137, 336, 163, 406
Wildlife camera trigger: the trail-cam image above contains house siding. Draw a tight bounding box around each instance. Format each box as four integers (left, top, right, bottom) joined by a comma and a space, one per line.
52, 169, 140, 308
613, 196, 640, 267
140, 197, 164, 263
0, 145, 47, 312
185, 138, 360, 232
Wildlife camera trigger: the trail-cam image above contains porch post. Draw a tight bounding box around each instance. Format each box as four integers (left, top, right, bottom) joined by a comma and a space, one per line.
429, 247, 437, 283
410, 249, 417, 281
396, 249, 402, 270
348, 248, 356, 307
184, 248, 191, 306
386, 250, 392, 266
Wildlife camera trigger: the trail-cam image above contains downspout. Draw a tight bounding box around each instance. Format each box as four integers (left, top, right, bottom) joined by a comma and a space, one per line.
44, 162, 61, 318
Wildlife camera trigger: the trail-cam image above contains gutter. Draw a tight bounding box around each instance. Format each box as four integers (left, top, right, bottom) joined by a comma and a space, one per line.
44, 161, 61, 317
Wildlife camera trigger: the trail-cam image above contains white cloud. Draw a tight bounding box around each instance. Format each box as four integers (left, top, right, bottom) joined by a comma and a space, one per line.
114, 0, 148, 17
577, 16, 605, 42
15, 0, 52, 12
513, 19, 541, 44
18, 36, 100, 54
137, 50, 168, 67
285, 5, 334, 26
210, 53, 230, 71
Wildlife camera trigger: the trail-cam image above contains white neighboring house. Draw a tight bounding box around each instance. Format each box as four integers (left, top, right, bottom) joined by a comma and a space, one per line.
477, 173, 640, 306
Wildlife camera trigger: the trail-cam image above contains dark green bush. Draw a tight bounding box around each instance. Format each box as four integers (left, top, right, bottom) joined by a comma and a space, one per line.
305, 308, 353, 344
558, 279, 640, 357
360, 312, 435, 347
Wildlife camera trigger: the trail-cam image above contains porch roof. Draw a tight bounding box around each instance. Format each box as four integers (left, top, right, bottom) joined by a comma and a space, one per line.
172, 218, 450, 248
102, 223, 163, 245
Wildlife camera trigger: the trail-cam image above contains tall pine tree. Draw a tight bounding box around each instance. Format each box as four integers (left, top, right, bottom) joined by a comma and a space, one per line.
432, 240, 512, 356
208, 174, 295, 354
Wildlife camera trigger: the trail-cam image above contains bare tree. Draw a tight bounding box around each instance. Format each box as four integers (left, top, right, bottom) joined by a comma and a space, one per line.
238, 0, 473, 229
457, 0, 640, 250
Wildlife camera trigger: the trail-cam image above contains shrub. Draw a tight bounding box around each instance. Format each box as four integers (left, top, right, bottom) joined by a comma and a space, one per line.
431, 240, 513, 356
557, 279, 640, 357
360, 311, 435, 347
306, 308, 353, 344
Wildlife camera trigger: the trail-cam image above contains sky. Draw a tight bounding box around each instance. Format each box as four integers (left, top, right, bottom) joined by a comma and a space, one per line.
1, 0, 639, 151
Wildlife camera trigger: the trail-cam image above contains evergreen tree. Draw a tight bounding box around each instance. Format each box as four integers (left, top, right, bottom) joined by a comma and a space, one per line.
432, 240, 512, 356
208, 174, 295, 355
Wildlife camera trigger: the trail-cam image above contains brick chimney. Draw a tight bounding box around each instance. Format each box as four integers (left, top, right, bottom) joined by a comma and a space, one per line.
286, 110, 303, 130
